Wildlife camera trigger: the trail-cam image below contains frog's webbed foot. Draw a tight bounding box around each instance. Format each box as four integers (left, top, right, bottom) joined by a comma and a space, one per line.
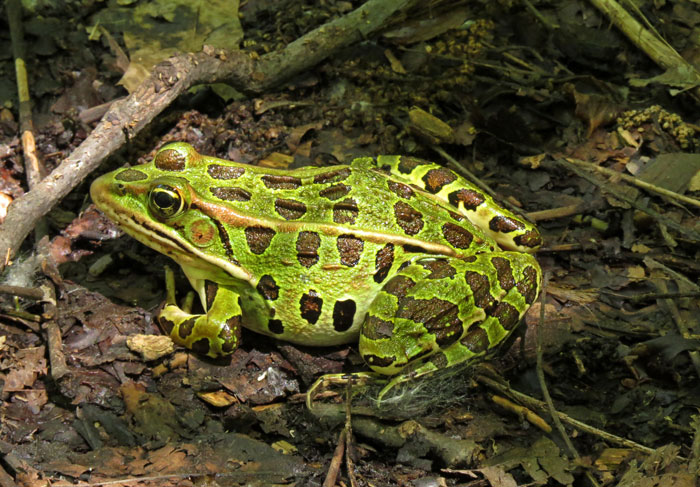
158, 267, 242, 358
306, 372, 385, 410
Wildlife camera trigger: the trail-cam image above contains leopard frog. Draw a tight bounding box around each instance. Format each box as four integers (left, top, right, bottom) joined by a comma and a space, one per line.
91, 142, 542, 398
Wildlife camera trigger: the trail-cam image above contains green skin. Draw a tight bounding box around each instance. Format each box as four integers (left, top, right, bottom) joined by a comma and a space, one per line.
91, 142, 542, 396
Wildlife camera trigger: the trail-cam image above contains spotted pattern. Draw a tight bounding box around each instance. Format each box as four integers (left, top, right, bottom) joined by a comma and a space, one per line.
155, 149, 186, 171
448, 189, 485, 211
514, 230, 543, 249
394, 201, 424, 235
115, 169, 148, 182
460, 326, 489, 353
363, 353, 395, 368
492, 302, 519, 329
275, 198, 307, 220
423, 168, 457, 194
442, 222, 474, 249
208, 165, 244, 180
465, 271, 496, 309
397, 156, 428, 174
337, 234, 363, 266
178, 317, 196, 339
319, 184, 350, 201
205, 281, 218, 308
191, 338, 211, 355
374, 244, 395, 283
420, 259, 456, 279
517, 266, 540, 304
489, 215, 524, 234
362, 315, 395, 340
491, 256, 515, 291
387, 180, 414, 199
211, 187, 252, 202
257, 275, 279, 300
383, 275, 416, 299
313, 168, 351, 184
300, 290, 323, 324
268, 319, 284, 334
262, 174, 302, 190
245, 226, 276, 254
296, 231, 321, 268
332, 299, 356, 332
220, 316, 240, 353
333, 198, 359, 224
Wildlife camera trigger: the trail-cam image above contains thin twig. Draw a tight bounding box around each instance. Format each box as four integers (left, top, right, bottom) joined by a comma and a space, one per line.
476, 374, 685, 460
565, 157, 700, 209
555, 159, 700, 241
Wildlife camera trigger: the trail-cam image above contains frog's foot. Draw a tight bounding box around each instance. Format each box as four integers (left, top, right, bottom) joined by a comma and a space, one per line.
306, 372, 385, 410
158, 268, 242, 358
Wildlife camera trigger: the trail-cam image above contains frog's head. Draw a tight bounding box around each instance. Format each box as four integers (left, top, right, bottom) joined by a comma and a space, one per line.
90, 142, 251, 282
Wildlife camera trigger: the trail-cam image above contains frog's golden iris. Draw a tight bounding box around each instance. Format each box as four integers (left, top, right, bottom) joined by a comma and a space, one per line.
91, 142, 542, 396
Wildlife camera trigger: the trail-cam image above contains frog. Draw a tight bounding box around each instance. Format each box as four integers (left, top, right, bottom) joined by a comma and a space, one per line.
90, 142, 542, 401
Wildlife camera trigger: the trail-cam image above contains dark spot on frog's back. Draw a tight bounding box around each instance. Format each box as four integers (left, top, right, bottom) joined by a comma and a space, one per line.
115, 169, 148, 182
245, 226, 276, 254
155, 149, 186, 171
387, 180, 414, 199
211, 187, 251, 202
313, 168, 351, 184
256, 275, 279, 300
448, 189, 485, 211
275, 198, 307, 220
337, 235, 363, 266
430, 351, 448, 369
423, 168, 457, 194
300, 290, 323, 324
420, 259, 456, 279
394, 201, 424, 236
319, 184, 351, 201
296, 231, 321, 268
262, 174, 302, 190
333, 198, 359, 224
374, 243, 394, 283
397, 156, 429, 174
442, 222, 473, 249
208, 164, 244, 180
191, 338, 211, 356
332, 299, 356, 332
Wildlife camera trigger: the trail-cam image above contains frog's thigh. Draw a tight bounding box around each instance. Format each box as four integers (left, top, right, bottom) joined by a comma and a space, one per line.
358, 252, 541, 378
159, 282, 242, 358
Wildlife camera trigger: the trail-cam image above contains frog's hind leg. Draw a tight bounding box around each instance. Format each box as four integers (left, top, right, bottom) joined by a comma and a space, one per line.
358, 252, 541, 403
372, 155, 542, 252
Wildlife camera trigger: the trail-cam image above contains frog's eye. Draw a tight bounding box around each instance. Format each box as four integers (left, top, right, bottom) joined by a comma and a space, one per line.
149, 184, 186, 220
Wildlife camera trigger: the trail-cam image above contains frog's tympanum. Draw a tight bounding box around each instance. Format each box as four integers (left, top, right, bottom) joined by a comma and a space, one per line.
91, 142, 542, 399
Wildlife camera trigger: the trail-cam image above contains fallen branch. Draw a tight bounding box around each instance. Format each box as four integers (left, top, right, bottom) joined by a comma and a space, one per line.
0, 0, 417, 271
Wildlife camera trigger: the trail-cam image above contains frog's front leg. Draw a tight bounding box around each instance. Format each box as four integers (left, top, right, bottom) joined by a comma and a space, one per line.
359, 252, 541, 401
157, 268, 242, 358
